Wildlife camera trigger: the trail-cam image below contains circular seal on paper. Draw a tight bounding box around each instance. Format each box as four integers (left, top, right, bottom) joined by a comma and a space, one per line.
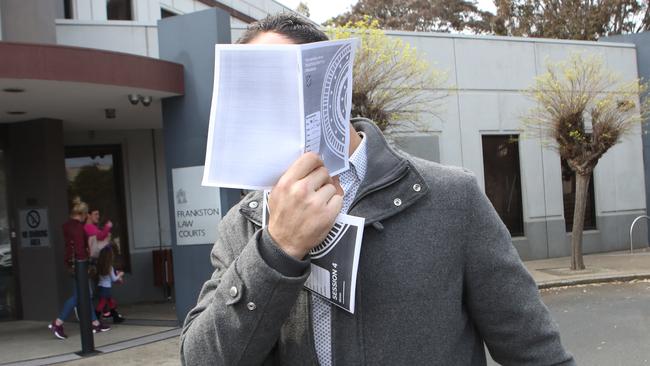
310, 222, 349, 259
320, 44, 352, 160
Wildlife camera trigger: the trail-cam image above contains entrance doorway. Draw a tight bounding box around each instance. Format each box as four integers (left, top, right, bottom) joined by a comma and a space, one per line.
64, 145, 131, 272
0, 140, 17, 320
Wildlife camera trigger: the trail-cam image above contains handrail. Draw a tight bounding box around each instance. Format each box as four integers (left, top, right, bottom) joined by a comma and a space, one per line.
629, 215, 650, 254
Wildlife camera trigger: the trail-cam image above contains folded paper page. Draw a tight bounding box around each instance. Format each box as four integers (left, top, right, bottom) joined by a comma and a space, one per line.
202, 39, 358, 190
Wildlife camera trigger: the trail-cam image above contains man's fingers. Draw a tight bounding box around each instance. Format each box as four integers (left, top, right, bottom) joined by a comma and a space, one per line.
313, 183, 337, 204
325, 193, 343, 217
305, 166, 331, 192
280, 152, 324, 184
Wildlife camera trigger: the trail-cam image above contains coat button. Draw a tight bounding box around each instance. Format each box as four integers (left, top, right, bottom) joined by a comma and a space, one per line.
247, 302, 256, 311
229, 286, 238, 298
413, 184, 421, 192
393, 198, 402, 206
248, 201, 259, 209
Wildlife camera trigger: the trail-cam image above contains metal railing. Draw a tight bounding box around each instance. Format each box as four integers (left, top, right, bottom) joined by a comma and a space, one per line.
629, 215, 650, 254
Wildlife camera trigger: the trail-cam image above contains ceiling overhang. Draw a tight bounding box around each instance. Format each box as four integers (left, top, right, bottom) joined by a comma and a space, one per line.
0, 42, 184, 94
0, 42, 185, 129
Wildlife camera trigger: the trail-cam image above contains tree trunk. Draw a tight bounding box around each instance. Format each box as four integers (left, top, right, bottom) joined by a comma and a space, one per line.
570, 172, 590, 270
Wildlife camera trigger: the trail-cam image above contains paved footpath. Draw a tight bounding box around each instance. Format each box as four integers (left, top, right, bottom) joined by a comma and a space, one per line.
31, 248, 650, 365
60, 337, 180, 366
525, 248, 650, 288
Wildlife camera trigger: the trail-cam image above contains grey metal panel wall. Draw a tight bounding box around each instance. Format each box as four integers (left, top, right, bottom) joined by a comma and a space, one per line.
157, 8, 240, 321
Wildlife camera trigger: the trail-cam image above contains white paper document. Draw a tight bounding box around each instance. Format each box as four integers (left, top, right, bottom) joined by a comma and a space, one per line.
262, 191, 365, 313
202, 39, 358, 190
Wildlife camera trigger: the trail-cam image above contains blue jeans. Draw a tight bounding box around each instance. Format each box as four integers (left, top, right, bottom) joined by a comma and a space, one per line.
58, 280, 97, 322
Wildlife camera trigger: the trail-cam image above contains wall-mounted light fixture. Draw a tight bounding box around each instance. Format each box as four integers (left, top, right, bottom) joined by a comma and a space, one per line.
128, 94, 140, 105
127, 94, 153, 107
140, 95, 152, 106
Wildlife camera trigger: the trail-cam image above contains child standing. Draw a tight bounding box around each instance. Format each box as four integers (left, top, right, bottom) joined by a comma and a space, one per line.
95, 245, 126, 323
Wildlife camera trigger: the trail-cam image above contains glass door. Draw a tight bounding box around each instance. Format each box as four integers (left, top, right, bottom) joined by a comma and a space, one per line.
65, 145, 131, 272
0, 147, 17, 320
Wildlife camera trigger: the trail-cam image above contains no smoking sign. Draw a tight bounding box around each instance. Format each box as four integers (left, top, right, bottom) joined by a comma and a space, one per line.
19, 208, 50, 247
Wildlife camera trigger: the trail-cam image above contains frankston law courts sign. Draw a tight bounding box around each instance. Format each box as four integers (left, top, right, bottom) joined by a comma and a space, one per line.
19, 208, 50, 247
172, 166, 222, 246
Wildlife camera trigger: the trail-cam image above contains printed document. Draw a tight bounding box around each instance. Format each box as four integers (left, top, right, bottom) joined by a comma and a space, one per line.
262, 191, 365, 313
203, 39, 358, 190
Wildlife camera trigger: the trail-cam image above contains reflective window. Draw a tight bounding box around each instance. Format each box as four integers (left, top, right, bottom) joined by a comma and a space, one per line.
481, 135, 524, 237
107, 0, 132, 20
65, 145, 131, 272
63, 0, 73, 19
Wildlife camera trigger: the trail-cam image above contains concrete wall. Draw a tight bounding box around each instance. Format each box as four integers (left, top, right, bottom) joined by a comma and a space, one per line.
601, 32, 650, 247
56, 11, 647, 262
383, 32, 646, 259
0, 0, 57, 43
55, 0, 291, 58
6, 119, 69, 321
63, 129, 172, 304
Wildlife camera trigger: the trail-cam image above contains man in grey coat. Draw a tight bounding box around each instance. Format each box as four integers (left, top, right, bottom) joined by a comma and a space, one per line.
181, 14, 575, 366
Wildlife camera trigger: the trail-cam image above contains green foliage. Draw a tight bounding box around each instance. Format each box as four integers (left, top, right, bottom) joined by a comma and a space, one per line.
327, 17, 449, 132
492, 0, 650, 40
295, 2, 310, 18
523, 52, 649, 174
325, 0, 650, 40
325, 0, 493, 33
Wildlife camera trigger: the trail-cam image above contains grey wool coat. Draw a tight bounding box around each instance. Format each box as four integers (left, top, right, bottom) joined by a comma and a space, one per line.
181, 119, 575, 366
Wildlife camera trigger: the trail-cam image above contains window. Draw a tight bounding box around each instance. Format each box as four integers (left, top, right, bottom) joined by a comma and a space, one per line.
161, 8, 178, 18
63, 0, 73, 19
561, 159, 597, 231
481, 135, 524, 236
107, 0, 132, 20
65, 145, 131, 272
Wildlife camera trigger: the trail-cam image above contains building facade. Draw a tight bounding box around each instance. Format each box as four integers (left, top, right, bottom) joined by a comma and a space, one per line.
0, 0, 646, 322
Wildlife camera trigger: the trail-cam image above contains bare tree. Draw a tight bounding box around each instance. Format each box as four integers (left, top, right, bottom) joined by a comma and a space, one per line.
523, 53, 648, 270
327, 18, 450, 132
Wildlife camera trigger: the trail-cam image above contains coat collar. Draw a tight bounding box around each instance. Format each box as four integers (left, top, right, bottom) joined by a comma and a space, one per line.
239, 118, 430, 226
347, 118, 429, 225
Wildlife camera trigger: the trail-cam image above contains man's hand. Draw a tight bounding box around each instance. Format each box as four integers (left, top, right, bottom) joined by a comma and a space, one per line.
268, 153, 343, 260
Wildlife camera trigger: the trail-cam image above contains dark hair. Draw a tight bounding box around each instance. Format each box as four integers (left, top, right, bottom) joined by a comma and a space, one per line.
97, 246, 114, 277
237, 13, 328, 45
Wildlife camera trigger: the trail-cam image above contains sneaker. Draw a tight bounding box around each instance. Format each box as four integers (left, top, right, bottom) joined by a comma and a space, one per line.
48, 321, 67, 340
111, 309, 125, 324
92, 322, 111, 333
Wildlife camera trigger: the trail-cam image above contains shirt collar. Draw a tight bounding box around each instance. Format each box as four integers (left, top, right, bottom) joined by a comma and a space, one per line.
348, 132, 368, 183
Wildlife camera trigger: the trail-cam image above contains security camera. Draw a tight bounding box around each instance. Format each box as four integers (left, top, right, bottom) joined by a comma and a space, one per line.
128, 94, 139, 105
140, 95, 152, 106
